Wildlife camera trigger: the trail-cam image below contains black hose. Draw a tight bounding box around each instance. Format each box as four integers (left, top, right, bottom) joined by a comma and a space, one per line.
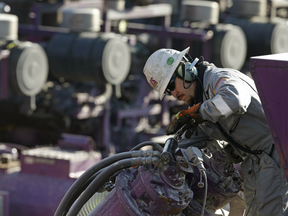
130, 141, 163, 152
69, 169, 104, 216
67, 157, 160, 216
54, 151, 142, 216
69, 169, 103, 207
85, 169, 103, 186
54, 150, 160, 216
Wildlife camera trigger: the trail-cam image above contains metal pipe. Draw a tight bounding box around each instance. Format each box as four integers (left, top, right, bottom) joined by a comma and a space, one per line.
87, 83, 112, 106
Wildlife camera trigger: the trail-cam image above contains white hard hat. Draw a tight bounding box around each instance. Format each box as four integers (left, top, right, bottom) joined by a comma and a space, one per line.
143, 47, 190, 100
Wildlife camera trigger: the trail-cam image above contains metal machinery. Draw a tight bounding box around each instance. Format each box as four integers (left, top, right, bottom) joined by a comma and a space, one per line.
0, 1, 216, 156
0, 135, 102, 216
0, 1, 212, 215
223, 0, 288, 58
55, 123, 245, 216
1, 0, 288, 152
0, 0, 287, 215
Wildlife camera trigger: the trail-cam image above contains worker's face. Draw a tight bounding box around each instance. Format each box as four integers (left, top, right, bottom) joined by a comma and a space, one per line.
170, 77, 196, 106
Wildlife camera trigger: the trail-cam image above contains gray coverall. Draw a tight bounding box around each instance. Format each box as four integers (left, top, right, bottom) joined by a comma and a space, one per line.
185, 64, 288, 216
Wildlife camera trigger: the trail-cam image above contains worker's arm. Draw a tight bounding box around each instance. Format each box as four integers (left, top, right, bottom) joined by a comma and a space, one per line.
199, 70, 251, 123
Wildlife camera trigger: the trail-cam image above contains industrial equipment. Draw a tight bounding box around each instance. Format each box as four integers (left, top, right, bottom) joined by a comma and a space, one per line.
2, 0, 286, 154
55, 121, 245, 216
0, 0, 287, 215
0, 133, 102, 216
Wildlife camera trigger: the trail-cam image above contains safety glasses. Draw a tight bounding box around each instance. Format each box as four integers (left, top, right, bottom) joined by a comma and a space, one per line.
164, 72, 177, 95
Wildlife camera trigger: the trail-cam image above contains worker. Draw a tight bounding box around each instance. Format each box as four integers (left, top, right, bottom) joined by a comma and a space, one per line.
143, 47, 288, 216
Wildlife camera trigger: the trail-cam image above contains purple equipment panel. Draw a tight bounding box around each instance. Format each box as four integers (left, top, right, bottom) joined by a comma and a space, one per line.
250, 53, 288, 181
0, 190, 9, 216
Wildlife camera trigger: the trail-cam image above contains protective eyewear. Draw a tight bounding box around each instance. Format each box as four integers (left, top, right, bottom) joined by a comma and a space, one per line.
164, 72, 177, 95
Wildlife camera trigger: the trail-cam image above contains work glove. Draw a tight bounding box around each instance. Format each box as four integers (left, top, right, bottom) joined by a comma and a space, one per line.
165, 103, 204, 137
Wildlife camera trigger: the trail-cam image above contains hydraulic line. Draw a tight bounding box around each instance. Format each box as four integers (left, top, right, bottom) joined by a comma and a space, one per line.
184, 146, 208, 216
64, 168, 104, 216
67, 156, 160, 216
54, 150, 160, 216
84, 169, 103, 188
201, 171, 208, 216
77, 168, 112, 216
130, 141, 163, 152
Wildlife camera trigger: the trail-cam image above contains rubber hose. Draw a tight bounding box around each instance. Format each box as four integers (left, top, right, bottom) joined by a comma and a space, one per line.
130, 141, 163, 152
54, 150, 160, 216
54, 152, 134, 216
65, 169, 103, 216
201, 171, 208, 216
67, 157, 160, 216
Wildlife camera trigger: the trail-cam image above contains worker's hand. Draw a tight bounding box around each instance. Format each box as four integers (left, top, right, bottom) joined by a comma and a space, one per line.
165, 103, 204, 136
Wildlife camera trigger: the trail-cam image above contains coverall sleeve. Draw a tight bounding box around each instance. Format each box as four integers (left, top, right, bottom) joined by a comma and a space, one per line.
199, 71, 251, 123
